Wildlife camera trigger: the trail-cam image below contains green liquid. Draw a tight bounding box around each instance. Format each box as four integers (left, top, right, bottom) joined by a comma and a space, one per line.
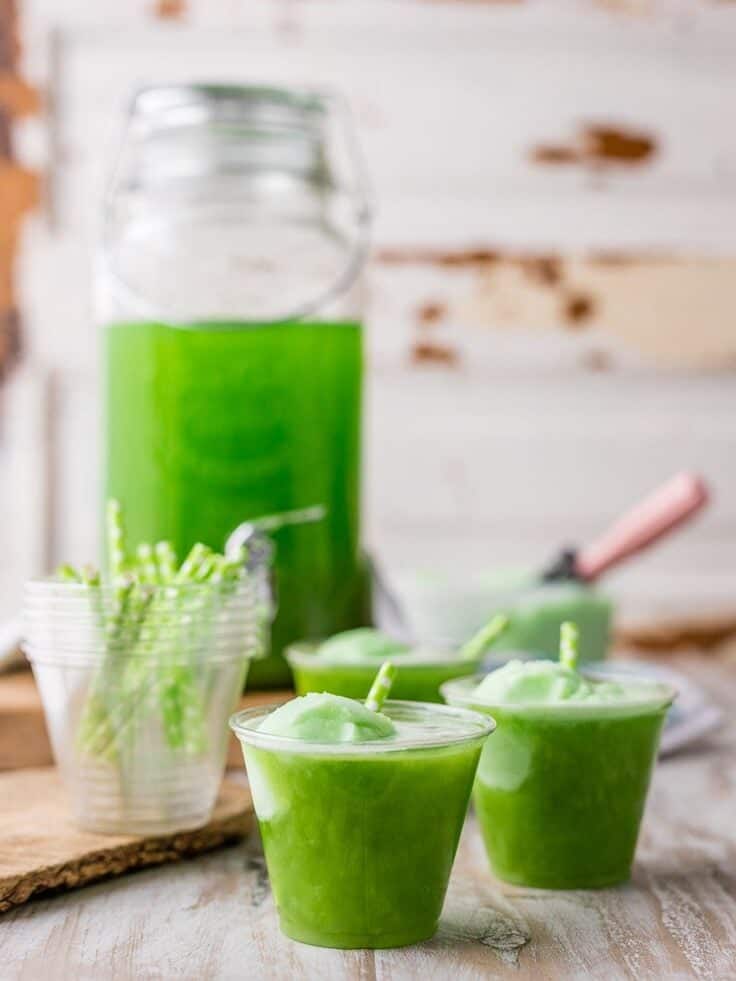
104, 320, 370, 687
470, 706, 666, 888
488, 585, 613, 663
289, 656, 478, 703
245, 740, 482, 948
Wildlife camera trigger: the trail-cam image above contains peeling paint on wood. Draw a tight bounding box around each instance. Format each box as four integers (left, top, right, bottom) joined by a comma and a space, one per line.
0, 72, 41, 117
519, 255, 563, 287
410, 339, 460, 366
415, 300, 447, 326
0, 0, 40, 380
377, 247, 500, 268
377, 249, 736, 369
583, 124, 657, 165
531, 122, 658, 169
153, 0, 188, 21
564, 291, 596, 326
436, 877, 531, 966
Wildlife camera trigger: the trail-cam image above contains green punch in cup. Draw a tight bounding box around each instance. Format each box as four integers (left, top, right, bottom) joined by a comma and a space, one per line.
484, 581, 613, 663
230, 691, 494, 948
287, 618, 508, 703
287, 643, 478, 703
99, 85, 372, 687
442, 623, 675, 889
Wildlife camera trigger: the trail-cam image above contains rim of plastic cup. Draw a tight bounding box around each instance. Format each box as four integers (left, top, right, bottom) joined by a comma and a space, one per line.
22, 612, 256, 628
286, 641, 477, 670
24, 577, 255, 599
229, 698, 496, 755
22, 641, 263, 667
440, 671, 678, 719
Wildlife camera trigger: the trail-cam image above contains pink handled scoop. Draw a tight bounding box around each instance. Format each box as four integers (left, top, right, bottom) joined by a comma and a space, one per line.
542, 472, 709, 583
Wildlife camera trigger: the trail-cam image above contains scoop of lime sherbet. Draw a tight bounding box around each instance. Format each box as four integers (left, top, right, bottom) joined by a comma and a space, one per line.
474, 659, 599, 704
258, 692, 396, 742
317, 628, 410, 661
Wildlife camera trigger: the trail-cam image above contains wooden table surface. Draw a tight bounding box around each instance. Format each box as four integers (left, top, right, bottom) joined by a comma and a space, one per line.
2, 654, 735, 980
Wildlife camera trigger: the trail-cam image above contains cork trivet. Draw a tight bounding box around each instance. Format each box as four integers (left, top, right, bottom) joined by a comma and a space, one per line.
0, 669, 54, 769
0, 768, 253, 912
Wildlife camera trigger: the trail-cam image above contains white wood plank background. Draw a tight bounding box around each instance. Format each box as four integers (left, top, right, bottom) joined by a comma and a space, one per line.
2, 0, 735, 624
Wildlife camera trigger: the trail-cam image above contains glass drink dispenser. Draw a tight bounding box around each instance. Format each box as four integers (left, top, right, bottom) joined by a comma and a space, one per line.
99, 84, 372, 686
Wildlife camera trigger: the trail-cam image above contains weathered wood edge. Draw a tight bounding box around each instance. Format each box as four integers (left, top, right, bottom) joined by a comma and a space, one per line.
0, 781, 253, 914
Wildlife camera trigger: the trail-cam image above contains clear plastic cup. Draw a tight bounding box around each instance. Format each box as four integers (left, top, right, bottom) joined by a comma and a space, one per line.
23, 577, 265, 834
230, 699, 495, 948
442, 673, 676, 888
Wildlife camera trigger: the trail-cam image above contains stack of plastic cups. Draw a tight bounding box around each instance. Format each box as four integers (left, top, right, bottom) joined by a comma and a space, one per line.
23, 576, 264, 834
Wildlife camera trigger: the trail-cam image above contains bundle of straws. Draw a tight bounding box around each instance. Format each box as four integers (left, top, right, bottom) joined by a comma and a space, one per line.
58, 500, 249, 761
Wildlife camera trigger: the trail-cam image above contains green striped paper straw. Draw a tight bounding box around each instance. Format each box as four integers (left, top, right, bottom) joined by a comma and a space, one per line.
81, 565, 101, 587
56, 563, 81, 583
460, 613, 509, 661
176, 543, 212, 582
193, 553, 218, 582
105, 574, 133, 645
136, 543, 159, 584
155, 542, 177, 582
106, 499, 127, 580
216, 547, 247, 582
559, 621, 579, 670
364, 661, 397, 712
